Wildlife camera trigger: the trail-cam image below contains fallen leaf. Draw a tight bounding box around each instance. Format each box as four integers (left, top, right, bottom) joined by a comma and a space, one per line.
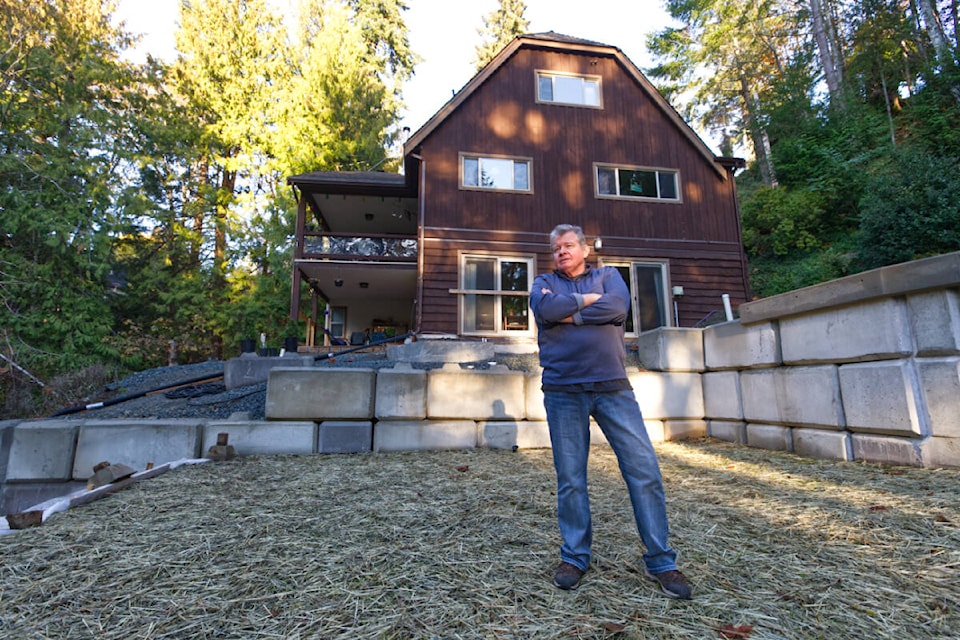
869, 505, 888, 512
717, 623, 753, 638
935, 514, 951, 523
602, 622, 625, 633
456, 465, 469, 473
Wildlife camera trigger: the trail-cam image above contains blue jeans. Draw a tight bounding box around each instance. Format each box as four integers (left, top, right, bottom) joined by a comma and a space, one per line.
543, 389, 678, 574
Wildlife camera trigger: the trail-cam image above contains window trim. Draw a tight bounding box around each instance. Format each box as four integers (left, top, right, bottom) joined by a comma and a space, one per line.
459, 152, 534, 193
598, 259, 672, 335
594, 163, 682, 203
453, 251, 536, 336
535, 70, 603, 108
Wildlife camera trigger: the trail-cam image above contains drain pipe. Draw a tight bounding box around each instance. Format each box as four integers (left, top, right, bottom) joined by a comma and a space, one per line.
50, 371, 225, 417
314, 332, 415, 362
722, 294, 734, 321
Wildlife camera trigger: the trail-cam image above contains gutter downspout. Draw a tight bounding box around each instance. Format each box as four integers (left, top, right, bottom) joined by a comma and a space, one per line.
412, 153, 425, 333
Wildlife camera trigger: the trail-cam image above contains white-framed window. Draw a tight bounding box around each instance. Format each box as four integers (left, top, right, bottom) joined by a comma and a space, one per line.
595, 163, 680, 202
460, 153, 532, 192
536, 71, 602, 107
454, 254, 534, 335
600, 260, 671, 335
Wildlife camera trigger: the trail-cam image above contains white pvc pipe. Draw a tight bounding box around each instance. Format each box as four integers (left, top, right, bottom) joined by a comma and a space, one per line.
722, 294, 734, 321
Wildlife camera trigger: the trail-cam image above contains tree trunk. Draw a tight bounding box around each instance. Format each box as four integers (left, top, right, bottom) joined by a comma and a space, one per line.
740, 78, 778, 187
214, 168, 235, 288
810, 0, 844, 99
916, 0, 960, 105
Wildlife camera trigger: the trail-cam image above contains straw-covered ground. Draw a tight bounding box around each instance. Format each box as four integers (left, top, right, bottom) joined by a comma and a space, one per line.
2, 439, 958, 639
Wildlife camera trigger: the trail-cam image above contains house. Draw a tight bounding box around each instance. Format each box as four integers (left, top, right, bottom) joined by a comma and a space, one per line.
287, 32, 750, 348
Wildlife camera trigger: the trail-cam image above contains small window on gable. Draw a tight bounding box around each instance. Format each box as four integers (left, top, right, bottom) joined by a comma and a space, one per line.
595, 164, 680, 202
536, 71, 601, 107
461, 154, 532, 192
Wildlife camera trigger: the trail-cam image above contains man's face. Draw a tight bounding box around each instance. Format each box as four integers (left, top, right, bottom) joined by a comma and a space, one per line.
552, 231, 590, 277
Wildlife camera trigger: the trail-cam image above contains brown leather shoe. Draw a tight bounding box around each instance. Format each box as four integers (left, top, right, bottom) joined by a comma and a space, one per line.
553, 562, 585, 590
644, 568, 693, 599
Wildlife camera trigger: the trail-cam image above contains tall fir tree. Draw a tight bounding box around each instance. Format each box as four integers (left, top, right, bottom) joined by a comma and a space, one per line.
473, 0, 529, 70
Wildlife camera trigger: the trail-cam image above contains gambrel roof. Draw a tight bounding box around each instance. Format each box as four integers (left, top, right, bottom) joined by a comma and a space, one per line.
403, 32, 727, 180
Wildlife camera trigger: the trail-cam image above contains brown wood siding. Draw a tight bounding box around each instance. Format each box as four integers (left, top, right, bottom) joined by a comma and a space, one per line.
419, 232, 747, 333
412, 44, 749, 333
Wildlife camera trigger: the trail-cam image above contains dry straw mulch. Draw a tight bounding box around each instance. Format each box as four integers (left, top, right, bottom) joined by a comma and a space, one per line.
2, 439, 958, 639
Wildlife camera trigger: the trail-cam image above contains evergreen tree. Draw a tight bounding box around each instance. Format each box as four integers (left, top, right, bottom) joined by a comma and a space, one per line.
0, 0, 142, 387
473, 0, 529, 70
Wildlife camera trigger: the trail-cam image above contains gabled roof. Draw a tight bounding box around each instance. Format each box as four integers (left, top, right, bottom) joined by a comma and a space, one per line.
403, 32, 728, 180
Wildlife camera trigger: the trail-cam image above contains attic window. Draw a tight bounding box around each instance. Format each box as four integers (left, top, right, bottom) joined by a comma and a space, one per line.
461, 154, 532, 192
536, 71, 601, 107
595, 164, 680, 202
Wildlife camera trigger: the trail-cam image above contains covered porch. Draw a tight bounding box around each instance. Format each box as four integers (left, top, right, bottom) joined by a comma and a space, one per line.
287, 170, 420, 348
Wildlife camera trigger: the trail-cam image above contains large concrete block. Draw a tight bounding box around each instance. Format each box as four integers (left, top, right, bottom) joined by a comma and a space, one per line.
2, 481, 87, 516
427, 369, 525, 419
741, 367, 845, 429
703, 321, 780, 370
916, 357, 960, 437
635, 327, 704, 372
777, 366, 844, 428
373, 420, 477, 452
780, 298, 913, 364
739, 252, 960, 323
628, 371, 704, 420
907, 290, 960, 356
851, 434, 922, 467
387, 339, 495, 363
479, 421, 551, 449
703, 371, 742, 420
319, 421, 372, 454
525, 371, 547, 421
740, 370, 779, 424
5, 421, 78, 481
266, 368, 376, 420
839, 361, 924, 436
72, 420, 202, 479
224, 354, 314, 389
708, 420, 747, 444
792, 428, 851, 461
201, 421, 316, 456
662, 420, 707, 441
0, 422, 12, 484
746, 424, 792, 451
375, 365, 426, 419
920, 436, 960, 469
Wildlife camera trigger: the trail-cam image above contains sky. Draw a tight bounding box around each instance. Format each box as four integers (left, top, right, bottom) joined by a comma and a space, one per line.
114, 0, 679, 141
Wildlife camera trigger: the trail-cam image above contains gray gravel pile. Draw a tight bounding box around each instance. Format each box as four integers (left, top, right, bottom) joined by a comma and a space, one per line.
65, 352, 549, 421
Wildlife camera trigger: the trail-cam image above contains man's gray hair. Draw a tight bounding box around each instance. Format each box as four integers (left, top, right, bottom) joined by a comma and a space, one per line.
549, 224, 587, 248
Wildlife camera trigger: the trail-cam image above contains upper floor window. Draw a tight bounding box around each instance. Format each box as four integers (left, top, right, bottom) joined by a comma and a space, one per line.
595, 164, 680, 202
461, 154, 532, 192
536, 71, 601, 107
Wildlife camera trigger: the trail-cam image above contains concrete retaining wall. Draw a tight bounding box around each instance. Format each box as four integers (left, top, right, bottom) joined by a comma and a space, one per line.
4, 252, 958, 514
701, 251, 960, 469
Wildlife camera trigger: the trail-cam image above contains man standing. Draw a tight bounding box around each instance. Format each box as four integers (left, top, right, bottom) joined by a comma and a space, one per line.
529, 224, 691, 599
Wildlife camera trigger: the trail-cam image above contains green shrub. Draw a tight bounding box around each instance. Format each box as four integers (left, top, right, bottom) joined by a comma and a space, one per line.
858, 148, 960, 269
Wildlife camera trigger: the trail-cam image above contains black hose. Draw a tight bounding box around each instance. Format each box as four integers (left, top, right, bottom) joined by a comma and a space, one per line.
314, 332, 415, 361
49, 372, 225, 417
